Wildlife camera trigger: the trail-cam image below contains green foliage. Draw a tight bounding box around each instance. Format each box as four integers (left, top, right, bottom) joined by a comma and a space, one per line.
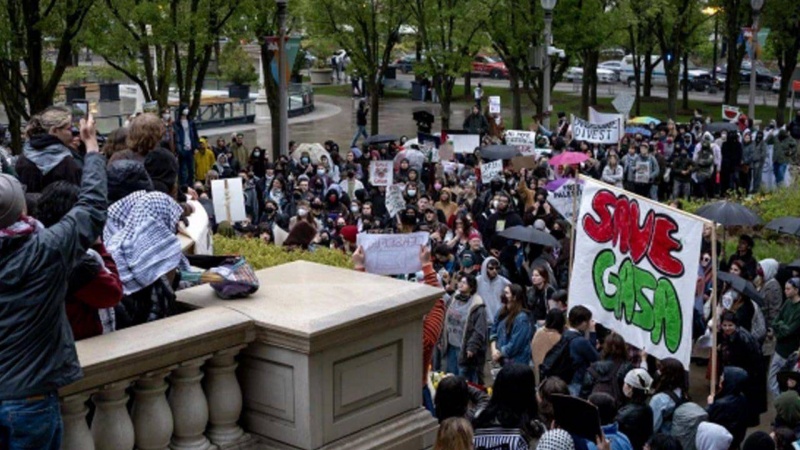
62, 66, 89, 86
219, 42, 258, 86
213, 235, 353, 270
93, 65, 122, 84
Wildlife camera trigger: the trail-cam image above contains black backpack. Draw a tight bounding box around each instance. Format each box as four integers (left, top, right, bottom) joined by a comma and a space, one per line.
540, 332, 579, 383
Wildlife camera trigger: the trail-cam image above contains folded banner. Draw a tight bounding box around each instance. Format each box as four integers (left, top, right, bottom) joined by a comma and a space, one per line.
357, 232, 429, 275
571, 115, 621, 144
589, 107, 624, 127
567, 178, 704, 368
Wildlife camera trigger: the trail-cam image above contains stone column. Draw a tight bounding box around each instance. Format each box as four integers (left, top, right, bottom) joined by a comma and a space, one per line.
131, 371, 174, 450
204, 346, 252, 448
91, 382, 135, 450
61, 393, 95, 450
169, 357, 214, 450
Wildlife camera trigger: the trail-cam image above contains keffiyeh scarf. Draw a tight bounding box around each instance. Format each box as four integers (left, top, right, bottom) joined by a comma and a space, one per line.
0, 215, 43, 238
104, 191, 184, 295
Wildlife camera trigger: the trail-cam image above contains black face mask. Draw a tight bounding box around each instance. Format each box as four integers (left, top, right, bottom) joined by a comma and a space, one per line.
265, 207, 276, 215
401, 214, 417, 225
551, 229, 565, 240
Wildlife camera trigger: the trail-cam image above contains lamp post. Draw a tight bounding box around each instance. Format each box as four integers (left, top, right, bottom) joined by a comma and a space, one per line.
702, 7, 720, 82
541, 0, 557, 130
276, 0, 289, 156
748, 0, 765, 121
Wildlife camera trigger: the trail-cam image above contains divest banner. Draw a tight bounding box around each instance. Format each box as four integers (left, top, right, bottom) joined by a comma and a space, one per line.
568, 178, 704, 367
571, 115, 621, 144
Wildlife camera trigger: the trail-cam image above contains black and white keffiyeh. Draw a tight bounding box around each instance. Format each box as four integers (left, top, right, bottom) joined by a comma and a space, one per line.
537, 429, 575, 450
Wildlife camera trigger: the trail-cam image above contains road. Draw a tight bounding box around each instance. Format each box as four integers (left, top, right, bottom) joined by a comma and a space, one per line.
394, 72, 784, 108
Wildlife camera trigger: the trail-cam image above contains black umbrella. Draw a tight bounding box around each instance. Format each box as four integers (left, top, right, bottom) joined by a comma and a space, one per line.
695, 201, 761, 227
364, 134, 400, 145
704, 122, 739, 134
766, 217, 800, 236
718, 271, 764, 305
788, 259, 800, 271
498, 225, 559, 247
477, 145, 521, 160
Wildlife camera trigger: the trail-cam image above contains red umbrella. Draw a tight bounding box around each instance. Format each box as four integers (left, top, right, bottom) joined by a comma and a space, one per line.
549, 151, 589, 166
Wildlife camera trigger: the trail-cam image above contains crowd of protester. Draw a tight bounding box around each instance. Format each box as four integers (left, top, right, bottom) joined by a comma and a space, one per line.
2, 101, 800, 449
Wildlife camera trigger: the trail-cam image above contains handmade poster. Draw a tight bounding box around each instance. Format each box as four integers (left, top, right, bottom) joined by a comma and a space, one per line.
589, 107, 624, 129
571, 116, 621, 144
369, 160, 393, 186
634, 161, 651, 184
611, 93, 635, 117
211, 178, 246, 223
511, 156, 539, 171
385, 183, 406, 218
356, 232, 430, 275
480, 160, 503, 184
722, 104, 741, 121
546, 179, 583, 224
489, 96, 501, 114
568, 178, 704, 368
505, 130, 537, 155
439, 143, 455, 162
446, 133, 481, 154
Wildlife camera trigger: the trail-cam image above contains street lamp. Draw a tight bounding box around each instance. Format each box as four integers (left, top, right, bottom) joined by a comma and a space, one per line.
541, 0, 557, 130
702, 7, 720, 82
748, 0, 765, 121
277, 0, 289, 156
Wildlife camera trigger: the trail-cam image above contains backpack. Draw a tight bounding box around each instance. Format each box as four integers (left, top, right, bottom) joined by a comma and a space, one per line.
750, 300, 767, 342
696, 149, 714, 172
661, 390, 687, 427
540, 332, 579, 383
587, 361, 624, 404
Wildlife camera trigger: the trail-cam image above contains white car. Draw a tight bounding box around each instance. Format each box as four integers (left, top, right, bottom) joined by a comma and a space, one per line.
773, 76, 781, 93
564, 67, 616, 83
598, 61, 622, 81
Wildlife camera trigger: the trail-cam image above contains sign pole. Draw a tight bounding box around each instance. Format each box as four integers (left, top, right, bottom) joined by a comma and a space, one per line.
710, 224, 719, 398
568, 175, 581, 297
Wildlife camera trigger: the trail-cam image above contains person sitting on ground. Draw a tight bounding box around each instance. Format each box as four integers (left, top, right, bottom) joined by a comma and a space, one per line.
589, 392, 634, 450
532, 308, 565, 383
707, 366, 749, 449
616, 368, 654, 450
582, 332, 634, 404
434, 375, 490, 423
649, 357, 689, 435
435, 417, 474, 450
695, 422, 733, 450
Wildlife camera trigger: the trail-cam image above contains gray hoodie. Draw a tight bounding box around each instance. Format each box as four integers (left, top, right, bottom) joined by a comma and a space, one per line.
476, 256, 511, 323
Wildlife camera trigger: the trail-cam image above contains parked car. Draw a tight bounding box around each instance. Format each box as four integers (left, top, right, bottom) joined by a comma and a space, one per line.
472, 55, 508, 79
716, 64, 777, 91
598, 61, 622, 81
393, 54, 426, 74
680, 69, 722, 92
564, 67, 616, 83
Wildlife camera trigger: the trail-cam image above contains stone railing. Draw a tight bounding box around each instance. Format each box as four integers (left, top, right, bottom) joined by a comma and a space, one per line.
60, 261, 442, 450
59, 306, 256, 450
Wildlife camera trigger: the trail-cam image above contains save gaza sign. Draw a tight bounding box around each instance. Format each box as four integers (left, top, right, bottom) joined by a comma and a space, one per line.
568, 178, 704, 367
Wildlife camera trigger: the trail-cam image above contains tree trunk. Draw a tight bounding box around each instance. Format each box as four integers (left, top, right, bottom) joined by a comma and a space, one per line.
665, 59, 680, 119
682, 53, 690, 110
464, 71, 472, 99
439, 76, 455, 130
585, 50, 599, 107
509, 69, 522, 129
260, 42, 281, 161
776, 47, 799, 125
644, 52, 653, 97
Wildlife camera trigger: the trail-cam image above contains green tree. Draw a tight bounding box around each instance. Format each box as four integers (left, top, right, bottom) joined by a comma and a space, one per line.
0, 0, 95, 152
762, 0, 800, 124
716, 0, 753, 106
303, 0, 407, 135
404, 0, 489, 129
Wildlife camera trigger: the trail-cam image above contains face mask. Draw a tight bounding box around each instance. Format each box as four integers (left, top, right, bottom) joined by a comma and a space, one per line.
265, 207, 276, 214
162, 114, 170, 121
302, 157, 309, 164
254, 151, 261, 157
317, 169, 325, 176
182, 109, 189, 116
350, 206, 359, 213
401, 214, 417, 225
492, 200, 499, 209
434, 183, 442, 191
407, 190, 417, 197
329, 195, 337, 203
297, 208, 308, 217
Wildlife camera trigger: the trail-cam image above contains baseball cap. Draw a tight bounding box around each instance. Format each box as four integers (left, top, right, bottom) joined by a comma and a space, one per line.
0, 174, 25, 229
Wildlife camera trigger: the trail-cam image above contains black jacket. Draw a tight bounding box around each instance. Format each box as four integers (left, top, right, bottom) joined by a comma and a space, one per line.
616, 402, 654, 450
0, 153, 107, 400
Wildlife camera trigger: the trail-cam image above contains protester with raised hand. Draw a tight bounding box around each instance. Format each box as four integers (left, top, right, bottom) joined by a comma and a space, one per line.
0, 112, 106, 448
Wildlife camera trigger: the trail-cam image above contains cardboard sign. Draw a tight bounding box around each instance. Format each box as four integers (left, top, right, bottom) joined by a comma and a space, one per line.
489, 96, 501, 114
546, 179, 583, 224
480, 160, 503, 184
369, 160, 393, 186
446, 133, 481, 154
722, 104, 741, 122
356, 232, 430, 275
511, 156, 539, 171
612, 93, 635, 117
568, 178, 704, 368
211, 178, 246, 223
505, 130, 537, 155
438, 143, 455, 162
385, 183, 406, 218
571, 115, 621, 144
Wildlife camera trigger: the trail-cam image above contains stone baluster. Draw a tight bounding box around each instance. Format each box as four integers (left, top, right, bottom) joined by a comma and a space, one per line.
131, 371, 174, 450
91, 382, 135, 450
203, 346, 252, 447
169, 357, 214, 450
61, 393, 95, 450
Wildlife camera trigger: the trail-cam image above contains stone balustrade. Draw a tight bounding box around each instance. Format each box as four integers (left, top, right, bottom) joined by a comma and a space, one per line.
60, 261, 442, 450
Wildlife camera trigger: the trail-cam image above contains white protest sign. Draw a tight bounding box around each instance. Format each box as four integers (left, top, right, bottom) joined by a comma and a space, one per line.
589, 107, 624, 127
722, 104, 741, 122
211, 178, 246, 223
612, 93, 635, 117
448, 133, 481, 154
489, 96, 501, 114
385, 183, 406, 218
505, 130, 537, 156
546, 179, 583, 224
369, 160, 393, 186
568, 178, 704, 368
356, 232, 430, 275
480, 159, 503, 184
571, 115, 621, 144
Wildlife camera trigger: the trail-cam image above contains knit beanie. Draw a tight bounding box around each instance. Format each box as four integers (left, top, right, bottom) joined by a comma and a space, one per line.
0, 174, 25, 229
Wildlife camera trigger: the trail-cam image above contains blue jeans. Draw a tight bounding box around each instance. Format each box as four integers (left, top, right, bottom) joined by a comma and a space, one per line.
445, 345, 460, 375
0, 392, 62, 450
178, 149, 195, 187
774, 162, 788, 186
351, 126, 368, 148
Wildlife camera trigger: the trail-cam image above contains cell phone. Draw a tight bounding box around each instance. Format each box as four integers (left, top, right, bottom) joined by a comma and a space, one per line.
72, 100, 88, 122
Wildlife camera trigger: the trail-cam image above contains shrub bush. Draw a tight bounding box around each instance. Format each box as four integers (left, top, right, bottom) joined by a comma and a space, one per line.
213, 235, 353, 270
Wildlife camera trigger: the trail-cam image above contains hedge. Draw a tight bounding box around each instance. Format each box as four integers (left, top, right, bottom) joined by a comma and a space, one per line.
213, 235, 353, 270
